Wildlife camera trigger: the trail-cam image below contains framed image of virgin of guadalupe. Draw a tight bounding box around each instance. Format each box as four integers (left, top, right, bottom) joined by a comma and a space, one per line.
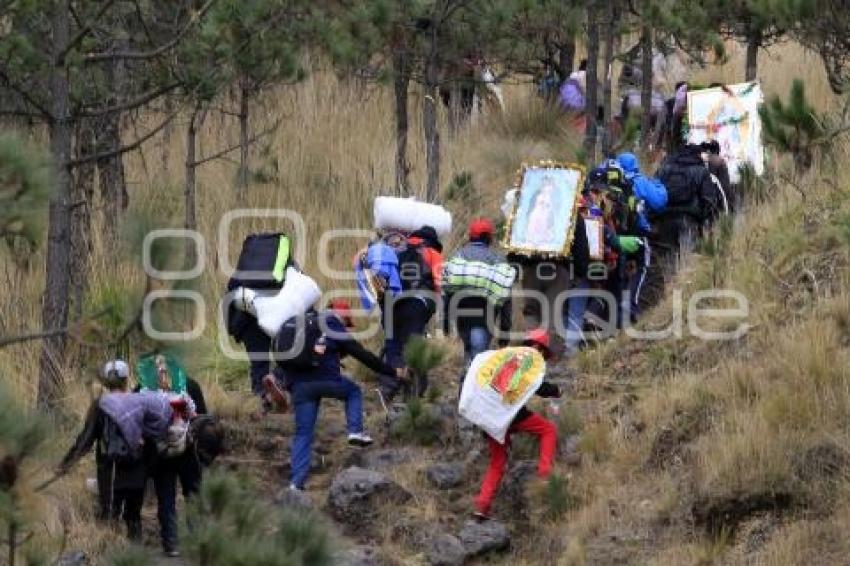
502, 162, 584, 258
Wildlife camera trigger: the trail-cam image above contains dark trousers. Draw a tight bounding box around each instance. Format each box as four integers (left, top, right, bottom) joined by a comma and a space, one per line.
96, 460, 144, 540
152, 451, 202, 551
241, 321, 286, 396
383, 297, 433, 398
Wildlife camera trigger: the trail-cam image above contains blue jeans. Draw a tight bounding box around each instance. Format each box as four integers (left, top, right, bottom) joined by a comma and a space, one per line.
563, 278, 590, 356
460, 326, 492, 368
290, 376, 364, 489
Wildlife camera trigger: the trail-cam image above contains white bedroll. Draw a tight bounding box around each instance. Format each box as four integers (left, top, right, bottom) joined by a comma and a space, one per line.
233, 267, 321, 337
459, 347, 546, 444
373, 196, 452, 235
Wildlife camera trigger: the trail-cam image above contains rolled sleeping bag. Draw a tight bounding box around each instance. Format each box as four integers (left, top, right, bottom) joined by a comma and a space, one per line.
373, 196, 452, 236
253, 267, 322, 337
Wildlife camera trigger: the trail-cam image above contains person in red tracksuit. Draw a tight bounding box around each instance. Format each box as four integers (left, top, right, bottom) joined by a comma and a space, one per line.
473, 328, 562, 519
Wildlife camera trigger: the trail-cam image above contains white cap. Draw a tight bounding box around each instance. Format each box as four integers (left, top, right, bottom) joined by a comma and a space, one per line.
101, 360, 129, 381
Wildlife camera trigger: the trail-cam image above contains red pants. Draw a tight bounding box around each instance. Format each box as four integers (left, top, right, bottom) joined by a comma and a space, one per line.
474, 412, 557, 515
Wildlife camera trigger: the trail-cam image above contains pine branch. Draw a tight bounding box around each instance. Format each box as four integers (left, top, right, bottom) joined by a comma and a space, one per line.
75, 82, 180, 118
0, 308, 111, 349
82, 0, 216, 63
56, 0, 120, 64
192, 119, 280, 167
64, 111, 177, 167
0, 68, 52, 120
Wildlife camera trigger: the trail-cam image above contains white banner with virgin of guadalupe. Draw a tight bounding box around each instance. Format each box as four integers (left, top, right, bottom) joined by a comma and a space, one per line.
687, 81, 765, 184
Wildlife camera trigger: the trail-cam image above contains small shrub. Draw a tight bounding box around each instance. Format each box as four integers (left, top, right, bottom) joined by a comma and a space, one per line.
578, 420, 612, 463
540, 474, 578, 520
389, 398, 442, 446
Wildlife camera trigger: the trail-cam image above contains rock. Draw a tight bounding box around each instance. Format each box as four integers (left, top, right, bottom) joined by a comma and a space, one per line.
426, 533, 467, 566
391, 518, 441, 551
351, 448, 415, 471
493, 460, 536, 518
274, 487, 313, 511
57, 551, 87, 566
327, 466, 411, 524
559, 434, 582, 467
336, 545, 381, 566
458, 519, 510, 557
425, 462, 464, 489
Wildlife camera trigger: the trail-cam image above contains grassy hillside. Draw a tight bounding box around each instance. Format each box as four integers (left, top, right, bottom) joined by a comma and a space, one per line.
0, 42, 848, 562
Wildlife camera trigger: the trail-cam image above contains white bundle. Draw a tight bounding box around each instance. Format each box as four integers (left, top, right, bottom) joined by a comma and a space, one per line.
458, 348, 546, 444
253, 267, 321, 337
373, 196, 452, 236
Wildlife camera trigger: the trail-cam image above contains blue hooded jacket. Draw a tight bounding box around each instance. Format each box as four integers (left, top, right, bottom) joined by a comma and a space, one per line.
617, 153, 668, 213
355, 240, 402, 311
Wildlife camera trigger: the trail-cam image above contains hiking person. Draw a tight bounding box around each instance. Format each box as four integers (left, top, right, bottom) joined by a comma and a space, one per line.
656, 143, 723, 258
58, 360, 172, 542
282, 305, 396, 491
473, 329, 561, 520
442, 218, 515, 378
701, 139, 734, 213
558, 60, 587, 113
138, 354, 205, 557
615, 153, 666, 323
383, 225, 443, 398
224, 232, 295, 409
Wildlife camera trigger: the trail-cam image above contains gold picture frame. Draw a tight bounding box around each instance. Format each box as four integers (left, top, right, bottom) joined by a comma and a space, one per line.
501, 160, 586, 259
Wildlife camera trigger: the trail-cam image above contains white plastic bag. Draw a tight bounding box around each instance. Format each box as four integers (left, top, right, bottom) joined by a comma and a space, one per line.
253, 267, 321, 337
373, 196, 452, 235
458, 347, 546, 444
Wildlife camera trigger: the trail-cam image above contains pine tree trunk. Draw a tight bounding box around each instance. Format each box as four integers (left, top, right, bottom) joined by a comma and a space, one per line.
185, 107, 201, 266
392, 52, 410, 196
39, 0, 73, 410
161, 95, 173, 175
237, 83, 250, 191
640, 24, 654, 152
557, 39, 576, 83
423, 33, 441, 203
601, 1, 617, 157
71, 121, 95, 321
584, 0, 600, 162
745, 29, 760, 82
98, 36, 128, 228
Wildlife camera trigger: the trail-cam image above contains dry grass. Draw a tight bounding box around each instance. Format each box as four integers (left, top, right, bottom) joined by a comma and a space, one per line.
0, 39, 848, 562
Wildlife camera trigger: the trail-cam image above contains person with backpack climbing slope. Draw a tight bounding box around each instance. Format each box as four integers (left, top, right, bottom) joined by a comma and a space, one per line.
224, 232, 295, 411
443, 218, 516, 382
58, 360, 173, 542
279, 300, 396, 491
383, 225, 444, 398
473, 329, 562, 520
655, 143, 723, 260
616, 152, 667, 323
137, 354, 205, 557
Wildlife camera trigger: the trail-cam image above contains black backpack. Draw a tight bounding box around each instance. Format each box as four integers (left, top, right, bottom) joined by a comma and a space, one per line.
101, 415, 138, 465
659, 162, 699, 208
396, 243, 436, 292
273, 311, 324, 371
233, 233, 292, 289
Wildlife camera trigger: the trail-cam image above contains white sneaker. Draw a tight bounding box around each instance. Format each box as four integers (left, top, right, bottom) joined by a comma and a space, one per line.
347, 432, 374, 447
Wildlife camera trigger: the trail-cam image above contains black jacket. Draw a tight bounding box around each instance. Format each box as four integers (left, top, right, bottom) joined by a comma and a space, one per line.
60, 401, 147, 491
658, 148, 721, 224
513, 381, 561, 425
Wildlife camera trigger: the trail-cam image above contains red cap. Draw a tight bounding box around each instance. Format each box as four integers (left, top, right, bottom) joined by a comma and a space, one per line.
524, 328, 552, 359
328, 299, 354, 328
468, 218, 495, 240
